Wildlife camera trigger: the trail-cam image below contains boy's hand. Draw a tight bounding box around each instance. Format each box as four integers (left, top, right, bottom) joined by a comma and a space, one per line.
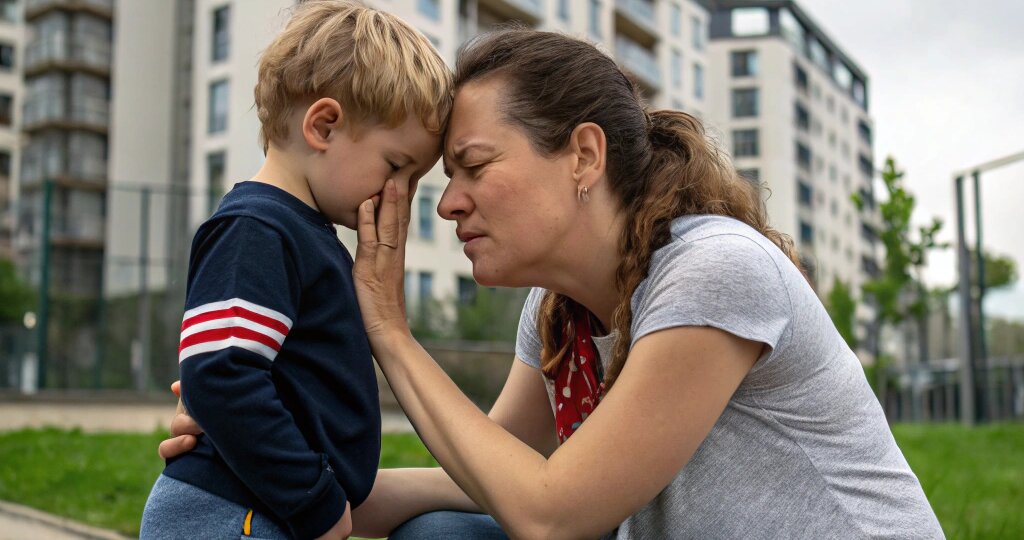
314, 502, 352, 540
158, 380, 204, 459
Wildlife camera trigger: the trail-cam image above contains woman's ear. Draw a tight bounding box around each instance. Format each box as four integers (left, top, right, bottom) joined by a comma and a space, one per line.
302, 98, 344, 152
569, 122, 607, 186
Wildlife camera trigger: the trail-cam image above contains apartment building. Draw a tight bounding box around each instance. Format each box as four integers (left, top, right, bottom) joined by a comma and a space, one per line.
706, 1, 880, 302
15, 0, 113, 296
0, 0, 22, 262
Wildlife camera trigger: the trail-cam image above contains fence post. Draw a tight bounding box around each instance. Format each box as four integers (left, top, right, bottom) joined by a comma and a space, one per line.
35, 178, 53, 389
135, 187, 152, 392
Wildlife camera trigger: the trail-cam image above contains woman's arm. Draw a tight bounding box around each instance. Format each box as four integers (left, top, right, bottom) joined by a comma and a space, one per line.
371, 326, 759, 539
351, 359, 557, 537
353, 182, 761, 538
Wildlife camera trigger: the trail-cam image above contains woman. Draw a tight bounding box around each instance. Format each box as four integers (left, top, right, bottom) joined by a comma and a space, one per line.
164, 30, 942, 538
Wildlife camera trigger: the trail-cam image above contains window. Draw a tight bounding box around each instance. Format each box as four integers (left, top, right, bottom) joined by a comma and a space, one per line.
852, 79, 867, 109
418, 272, 434, 301
691, 16, 705, 49
798, 180, 812, 206
0, 93, 10, 126
795, 142, 811, 170
590, 0, 601, 38
671, 49, 682, 88
858, 119, 872, 145
859, 154, 874, 178
207, 152, 226, 214
794, 102, 809, 131
808, 37, 828, 71
829, 164, 837, 182
830, 198, 839, 216
731, 88, 758, 118
672, 99, 684, 111
404, 271, 415, 304
212, 5, 230, 62
0, 150, 10, 177
733, 129, 759, 157
0, 0, 16, 23
418, 0, 441, 21
833, 62, 853, 91
731, 50, 757, 77
208, 80, 229, 133
738, 168, 759, 183
670, 3, 681, 37
418, 188, 435, 240
0, 43, 13, 70
794, 63, 808, 93
799, 221, 814, 245
559, 0, 570, 21
693, 63, 704, 100
457, 276, 477, 305
826, 95, 835, 112
730, 8, 768, 37
779, 8, 804, 51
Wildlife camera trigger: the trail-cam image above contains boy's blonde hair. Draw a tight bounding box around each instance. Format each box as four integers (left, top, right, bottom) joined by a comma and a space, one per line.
255, 0, 452, 152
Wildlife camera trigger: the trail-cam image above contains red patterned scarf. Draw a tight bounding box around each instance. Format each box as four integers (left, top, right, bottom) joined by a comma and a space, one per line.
547, 306, 606, 443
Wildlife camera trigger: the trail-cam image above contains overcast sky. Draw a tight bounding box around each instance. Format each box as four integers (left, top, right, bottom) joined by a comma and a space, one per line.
795, 0, 1024, 320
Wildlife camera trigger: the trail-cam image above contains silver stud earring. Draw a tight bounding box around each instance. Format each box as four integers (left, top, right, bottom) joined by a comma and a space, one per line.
577, 184, 590, 203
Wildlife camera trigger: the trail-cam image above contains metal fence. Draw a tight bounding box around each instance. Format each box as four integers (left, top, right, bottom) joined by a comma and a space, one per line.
880, 357, 1024, 423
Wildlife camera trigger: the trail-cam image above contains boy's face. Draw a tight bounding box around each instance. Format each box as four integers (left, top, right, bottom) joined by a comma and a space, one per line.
311, 114, 441, 229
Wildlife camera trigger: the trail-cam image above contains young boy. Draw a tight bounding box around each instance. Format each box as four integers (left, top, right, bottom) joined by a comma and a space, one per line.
139, 2, 451, 539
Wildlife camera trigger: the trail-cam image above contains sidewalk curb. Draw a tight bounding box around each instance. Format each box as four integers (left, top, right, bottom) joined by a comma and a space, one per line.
0, 500, 131, 540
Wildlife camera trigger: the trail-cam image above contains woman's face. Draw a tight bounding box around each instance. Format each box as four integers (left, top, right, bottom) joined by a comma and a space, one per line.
438, 77, 578, 288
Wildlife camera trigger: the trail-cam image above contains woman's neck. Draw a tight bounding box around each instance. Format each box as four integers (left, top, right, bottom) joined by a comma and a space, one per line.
544, 203, 625, 334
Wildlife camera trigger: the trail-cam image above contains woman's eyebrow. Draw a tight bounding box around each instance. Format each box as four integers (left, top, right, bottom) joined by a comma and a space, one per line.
448, 142, 496, 161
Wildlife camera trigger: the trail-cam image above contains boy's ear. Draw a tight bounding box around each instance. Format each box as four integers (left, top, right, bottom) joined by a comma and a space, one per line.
302, 98, 344, 151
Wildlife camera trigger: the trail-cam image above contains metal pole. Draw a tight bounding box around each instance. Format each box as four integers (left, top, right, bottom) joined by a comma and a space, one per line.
972, 171, 993, 423
36, 178, 53, 389
136, 188, 151, 392
955, 175, 975, 426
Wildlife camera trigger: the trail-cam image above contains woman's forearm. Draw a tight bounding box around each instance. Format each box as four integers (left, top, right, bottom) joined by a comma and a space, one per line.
372, 332, 557, 538
351, 467, 480, 538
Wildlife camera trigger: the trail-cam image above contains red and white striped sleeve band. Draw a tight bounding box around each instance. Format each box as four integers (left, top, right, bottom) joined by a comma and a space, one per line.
178, 298, 293, 364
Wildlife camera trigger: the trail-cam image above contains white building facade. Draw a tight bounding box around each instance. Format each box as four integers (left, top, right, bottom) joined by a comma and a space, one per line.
706, 1, 880, 342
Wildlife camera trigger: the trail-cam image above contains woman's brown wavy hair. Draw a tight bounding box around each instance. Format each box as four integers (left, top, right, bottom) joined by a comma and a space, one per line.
454, 29, 801, 390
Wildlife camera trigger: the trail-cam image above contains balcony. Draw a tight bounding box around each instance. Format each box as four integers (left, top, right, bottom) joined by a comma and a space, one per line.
26, 0, 113, 21
476, 0, 543, 25
23, 95, 109, 134
615, 36, 660, 92
615, 0, 657, 45
25, 33, 112, 77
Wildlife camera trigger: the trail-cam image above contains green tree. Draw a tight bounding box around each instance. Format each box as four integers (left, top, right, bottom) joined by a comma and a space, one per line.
852, 157, 946, 396
454, 287, 527, 342
825, 277, 858, 350
0, 258, 34, 323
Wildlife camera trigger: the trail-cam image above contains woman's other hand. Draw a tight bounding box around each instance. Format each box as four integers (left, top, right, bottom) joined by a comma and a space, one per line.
157, 381, 203, 459
353, 179, 413, 341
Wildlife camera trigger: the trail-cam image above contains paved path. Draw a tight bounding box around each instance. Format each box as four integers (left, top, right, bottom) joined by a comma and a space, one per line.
0, 501, 129, 540
0, 400, 414, 434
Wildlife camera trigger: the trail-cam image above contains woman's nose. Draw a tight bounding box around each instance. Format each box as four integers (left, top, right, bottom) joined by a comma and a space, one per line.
437, 180, 472, 221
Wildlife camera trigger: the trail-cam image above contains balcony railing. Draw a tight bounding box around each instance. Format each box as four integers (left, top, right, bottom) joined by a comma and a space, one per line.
26, 0, 113, 17
23, 95, 109, 130
615, 36, 660, 90
25, 33, 112, 74
615, 0, 656, 32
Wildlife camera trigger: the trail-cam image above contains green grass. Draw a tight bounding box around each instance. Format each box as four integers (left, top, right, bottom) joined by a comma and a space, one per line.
0, 424, 1020, 538
891, 423, 1024, 539
0, 428, 434, 537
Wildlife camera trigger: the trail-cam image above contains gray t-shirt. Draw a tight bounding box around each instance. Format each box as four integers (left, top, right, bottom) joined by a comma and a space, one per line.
516, 215, 942, 539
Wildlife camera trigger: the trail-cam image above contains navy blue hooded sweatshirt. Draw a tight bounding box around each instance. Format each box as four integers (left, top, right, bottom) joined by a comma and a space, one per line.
163, 181, 380, 539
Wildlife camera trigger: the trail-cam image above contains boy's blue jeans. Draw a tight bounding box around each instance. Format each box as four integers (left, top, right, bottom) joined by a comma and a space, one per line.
390, 510, 509, 539
142, 473, 508, 539
141, 474, 290, 539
